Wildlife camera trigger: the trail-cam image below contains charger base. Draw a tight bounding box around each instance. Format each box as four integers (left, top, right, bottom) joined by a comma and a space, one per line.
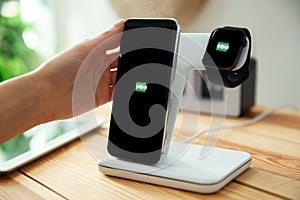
98, 142, 251, 193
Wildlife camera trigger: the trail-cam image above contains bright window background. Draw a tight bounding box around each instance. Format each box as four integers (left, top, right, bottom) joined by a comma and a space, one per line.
5, 0, 300, 108
20, 0, 56, 60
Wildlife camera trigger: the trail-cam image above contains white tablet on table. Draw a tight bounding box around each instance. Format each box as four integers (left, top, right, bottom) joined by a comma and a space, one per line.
0, 117, 105, 175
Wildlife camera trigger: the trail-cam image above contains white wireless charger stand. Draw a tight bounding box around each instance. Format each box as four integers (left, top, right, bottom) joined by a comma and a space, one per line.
98, 33, 251, 194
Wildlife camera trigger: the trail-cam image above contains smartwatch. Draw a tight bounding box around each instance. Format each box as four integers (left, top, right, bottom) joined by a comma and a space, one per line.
202, 27, 252, 88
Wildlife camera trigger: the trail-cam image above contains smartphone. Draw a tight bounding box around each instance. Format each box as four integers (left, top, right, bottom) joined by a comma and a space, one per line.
107, 18, 180, 164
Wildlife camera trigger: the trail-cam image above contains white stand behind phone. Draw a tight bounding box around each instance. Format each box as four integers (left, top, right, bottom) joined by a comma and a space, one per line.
98, 32, 251, 193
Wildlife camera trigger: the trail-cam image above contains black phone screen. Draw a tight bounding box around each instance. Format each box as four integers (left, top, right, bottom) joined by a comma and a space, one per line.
107, 19, 179, 164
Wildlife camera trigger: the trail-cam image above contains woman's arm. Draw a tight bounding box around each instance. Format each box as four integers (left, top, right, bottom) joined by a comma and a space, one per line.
0, 19, 124, 144
0, 73, 47, 143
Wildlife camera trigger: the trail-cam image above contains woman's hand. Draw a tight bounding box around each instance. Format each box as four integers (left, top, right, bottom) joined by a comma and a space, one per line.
35, 19, 124, 120
0, 20, 124, 143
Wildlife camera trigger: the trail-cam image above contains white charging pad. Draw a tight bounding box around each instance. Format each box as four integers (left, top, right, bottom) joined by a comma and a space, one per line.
98, 142, 251, 193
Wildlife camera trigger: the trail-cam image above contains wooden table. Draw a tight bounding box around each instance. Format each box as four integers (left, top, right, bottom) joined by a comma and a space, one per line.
1, 104, 300, 199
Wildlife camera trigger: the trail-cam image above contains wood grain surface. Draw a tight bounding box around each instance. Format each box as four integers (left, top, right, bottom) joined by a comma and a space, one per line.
1, 104, 299, 199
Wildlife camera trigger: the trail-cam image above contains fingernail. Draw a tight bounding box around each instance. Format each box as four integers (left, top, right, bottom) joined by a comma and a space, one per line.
112, 19, 124, 28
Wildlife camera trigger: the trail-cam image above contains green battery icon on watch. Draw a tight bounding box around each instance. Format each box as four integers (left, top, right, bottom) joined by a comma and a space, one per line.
135, 82, 147, 93
216, 41, 229, 52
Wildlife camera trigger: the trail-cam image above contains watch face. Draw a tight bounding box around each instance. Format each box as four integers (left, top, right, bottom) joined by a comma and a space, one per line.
202, 28, 246, 70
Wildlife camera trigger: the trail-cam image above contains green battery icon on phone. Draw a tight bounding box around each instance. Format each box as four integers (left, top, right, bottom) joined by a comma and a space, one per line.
135, 82, 147, 93
216, 42, 229, 52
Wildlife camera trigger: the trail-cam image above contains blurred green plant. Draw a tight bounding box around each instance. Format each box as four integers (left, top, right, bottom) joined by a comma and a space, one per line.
0, 0, 40, 82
